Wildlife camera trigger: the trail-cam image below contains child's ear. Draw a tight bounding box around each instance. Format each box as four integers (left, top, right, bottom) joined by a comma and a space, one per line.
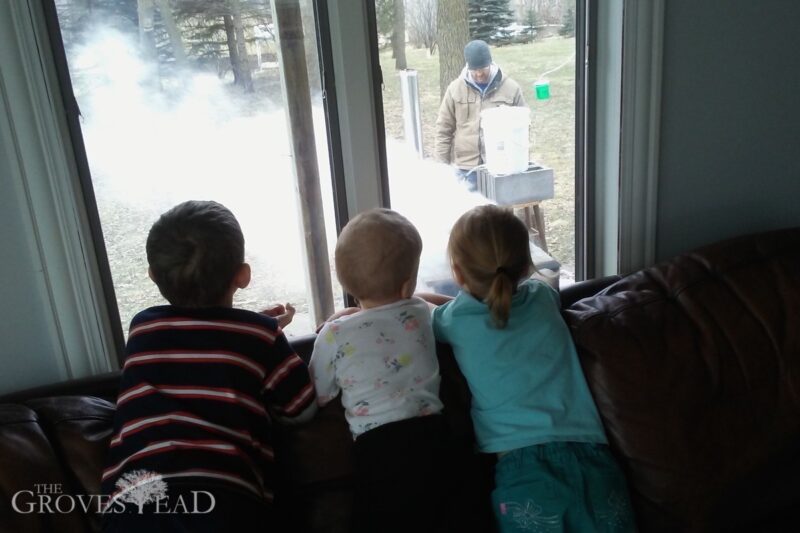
147, 267, 155, 283
400, 277, 417, 299
452, 264, 466, 287
233, 263, 251, 289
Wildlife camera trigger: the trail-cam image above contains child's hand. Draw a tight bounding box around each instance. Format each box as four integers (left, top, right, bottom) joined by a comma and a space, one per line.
261, 303, 296, 329
315, 307, 360, 333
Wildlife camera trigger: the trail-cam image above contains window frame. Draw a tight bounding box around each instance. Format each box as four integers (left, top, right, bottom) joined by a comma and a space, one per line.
1, 0, 663, 392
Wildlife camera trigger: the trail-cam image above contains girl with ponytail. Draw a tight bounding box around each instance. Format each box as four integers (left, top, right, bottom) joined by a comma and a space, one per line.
431, 205, 635, 532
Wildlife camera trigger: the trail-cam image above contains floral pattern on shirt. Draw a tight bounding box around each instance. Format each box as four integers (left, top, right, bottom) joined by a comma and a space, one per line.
397, 311, 420, 331
376, 331, 396, 345
384, 353, 412, 372
309, 298, 443, 438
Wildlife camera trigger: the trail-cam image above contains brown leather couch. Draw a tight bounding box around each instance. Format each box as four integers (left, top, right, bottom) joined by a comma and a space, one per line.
562, 227, 800, 532
1, 227, 798, 532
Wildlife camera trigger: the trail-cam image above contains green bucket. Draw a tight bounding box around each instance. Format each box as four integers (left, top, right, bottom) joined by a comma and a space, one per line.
535, 80, 551, 100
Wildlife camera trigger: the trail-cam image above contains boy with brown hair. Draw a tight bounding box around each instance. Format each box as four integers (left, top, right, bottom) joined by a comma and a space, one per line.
102, 200, 315, 531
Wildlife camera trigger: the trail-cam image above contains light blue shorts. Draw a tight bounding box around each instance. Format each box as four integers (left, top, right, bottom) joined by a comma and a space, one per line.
492, 441, 636, 532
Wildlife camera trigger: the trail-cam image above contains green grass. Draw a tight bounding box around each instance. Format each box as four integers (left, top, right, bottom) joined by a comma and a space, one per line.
379, 37, 577, 271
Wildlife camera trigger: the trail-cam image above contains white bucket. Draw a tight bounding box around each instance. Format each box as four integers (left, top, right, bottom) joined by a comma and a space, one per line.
480, 106, 531, 175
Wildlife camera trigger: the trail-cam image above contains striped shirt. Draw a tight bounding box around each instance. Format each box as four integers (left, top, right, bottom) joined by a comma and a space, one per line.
101, 305, 315, 504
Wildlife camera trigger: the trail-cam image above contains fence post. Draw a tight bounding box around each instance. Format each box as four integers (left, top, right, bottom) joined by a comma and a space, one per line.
399, 69, 424, 158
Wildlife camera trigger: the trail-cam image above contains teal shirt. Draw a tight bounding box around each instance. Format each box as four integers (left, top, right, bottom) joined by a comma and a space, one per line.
432, 280, 607, 453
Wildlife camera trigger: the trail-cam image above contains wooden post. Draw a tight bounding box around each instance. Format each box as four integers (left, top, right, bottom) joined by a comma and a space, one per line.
270, 0, 334, 327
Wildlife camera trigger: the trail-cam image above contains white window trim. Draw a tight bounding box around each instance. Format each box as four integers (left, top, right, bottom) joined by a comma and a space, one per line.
326, 1, 386, 217
618, 0, 664, 274
2, 0, 119, 376
592, 0, 624, 277
592, 0, 664, 277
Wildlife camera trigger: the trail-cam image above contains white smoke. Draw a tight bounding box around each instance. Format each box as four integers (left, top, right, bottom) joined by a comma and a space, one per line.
69, 28, 558, 335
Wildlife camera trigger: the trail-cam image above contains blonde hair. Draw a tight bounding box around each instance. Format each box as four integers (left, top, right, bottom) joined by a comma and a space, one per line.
335, 208, 422, 302
448, 205, 534, 327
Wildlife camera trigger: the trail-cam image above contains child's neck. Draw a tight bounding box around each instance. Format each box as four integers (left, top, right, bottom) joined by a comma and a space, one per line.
359, 295, 408, 310
218, 291, 236, 308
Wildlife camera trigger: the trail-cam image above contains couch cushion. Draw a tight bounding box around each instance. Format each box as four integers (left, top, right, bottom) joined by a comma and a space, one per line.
0, 404, 90, 532
26, 396, 115, 533
563, 227, 800, 532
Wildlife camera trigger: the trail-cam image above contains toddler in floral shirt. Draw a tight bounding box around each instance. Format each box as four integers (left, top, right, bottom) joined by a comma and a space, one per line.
309, 208, 449, 533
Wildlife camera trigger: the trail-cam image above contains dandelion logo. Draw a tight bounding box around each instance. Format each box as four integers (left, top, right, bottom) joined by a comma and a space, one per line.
114, 470, 168, 513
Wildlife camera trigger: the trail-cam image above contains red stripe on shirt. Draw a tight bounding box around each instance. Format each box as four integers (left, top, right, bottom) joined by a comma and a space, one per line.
282, 382, 316, 416
109, 411, 274, 460
102, 439, 246, 481
124, 350, 266, 379
263, 355, 303, 391
116, 383, 267, 417
129, 318, 276, 344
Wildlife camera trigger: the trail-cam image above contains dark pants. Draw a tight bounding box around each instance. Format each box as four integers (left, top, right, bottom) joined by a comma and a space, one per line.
352, 415, 454, 533
102, 486, 271, 533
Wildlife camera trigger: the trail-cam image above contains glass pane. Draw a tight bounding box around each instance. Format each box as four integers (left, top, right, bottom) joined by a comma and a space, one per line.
376, 0, 577, 292
53, 0, 340, 336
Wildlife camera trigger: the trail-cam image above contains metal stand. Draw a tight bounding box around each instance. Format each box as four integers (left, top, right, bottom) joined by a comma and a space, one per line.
476, 163, 554, 253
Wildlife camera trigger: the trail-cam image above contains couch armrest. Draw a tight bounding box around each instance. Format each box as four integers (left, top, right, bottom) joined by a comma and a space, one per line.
559, 275, 621, 309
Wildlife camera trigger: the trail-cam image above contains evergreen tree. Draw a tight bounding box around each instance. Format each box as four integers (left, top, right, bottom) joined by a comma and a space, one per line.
468, 0, 513, 44
172, 0, 271, 89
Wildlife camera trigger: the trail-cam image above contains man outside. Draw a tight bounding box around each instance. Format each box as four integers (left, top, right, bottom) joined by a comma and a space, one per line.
434, 40, 527, 190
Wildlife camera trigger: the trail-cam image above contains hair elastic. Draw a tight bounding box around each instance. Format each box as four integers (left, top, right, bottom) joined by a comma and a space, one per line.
496, 266, 510, 276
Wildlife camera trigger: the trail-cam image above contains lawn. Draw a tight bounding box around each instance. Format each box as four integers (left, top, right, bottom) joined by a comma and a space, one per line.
379, 37, 577, 273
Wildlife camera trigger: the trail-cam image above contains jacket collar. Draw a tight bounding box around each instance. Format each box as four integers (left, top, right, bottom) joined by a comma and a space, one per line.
461, 63, 503, 96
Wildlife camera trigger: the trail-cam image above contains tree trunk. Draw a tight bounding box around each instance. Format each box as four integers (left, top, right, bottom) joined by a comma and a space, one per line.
437, 0, 469, 98
392, 0, 407, 70
154, 0, 187, 69
229, 0, 254, 92
223, 14, 241, 84
137, 0, 158, 62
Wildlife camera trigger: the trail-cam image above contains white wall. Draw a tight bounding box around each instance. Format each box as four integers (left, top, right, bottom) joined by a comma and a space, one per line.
656, 0, 800, 260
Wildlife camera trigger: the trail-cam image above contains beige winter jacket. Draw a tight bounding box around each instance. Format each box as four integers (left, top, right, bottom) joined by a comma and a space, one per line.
434, 67, 526, 170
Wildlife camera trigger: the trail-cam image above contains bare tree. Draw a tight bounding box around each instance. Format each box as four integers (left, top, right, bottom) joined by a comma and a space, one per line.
437, 0, 469, 98
115, 470, 168, 514
406, 0, 437, 54
524, 0, 566, 25
392, 0, 408, 69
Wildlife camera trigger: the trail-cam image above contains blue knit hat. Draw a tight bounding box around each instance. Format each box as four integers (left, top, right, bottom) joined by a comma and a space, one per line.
464, 40, 492, 69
